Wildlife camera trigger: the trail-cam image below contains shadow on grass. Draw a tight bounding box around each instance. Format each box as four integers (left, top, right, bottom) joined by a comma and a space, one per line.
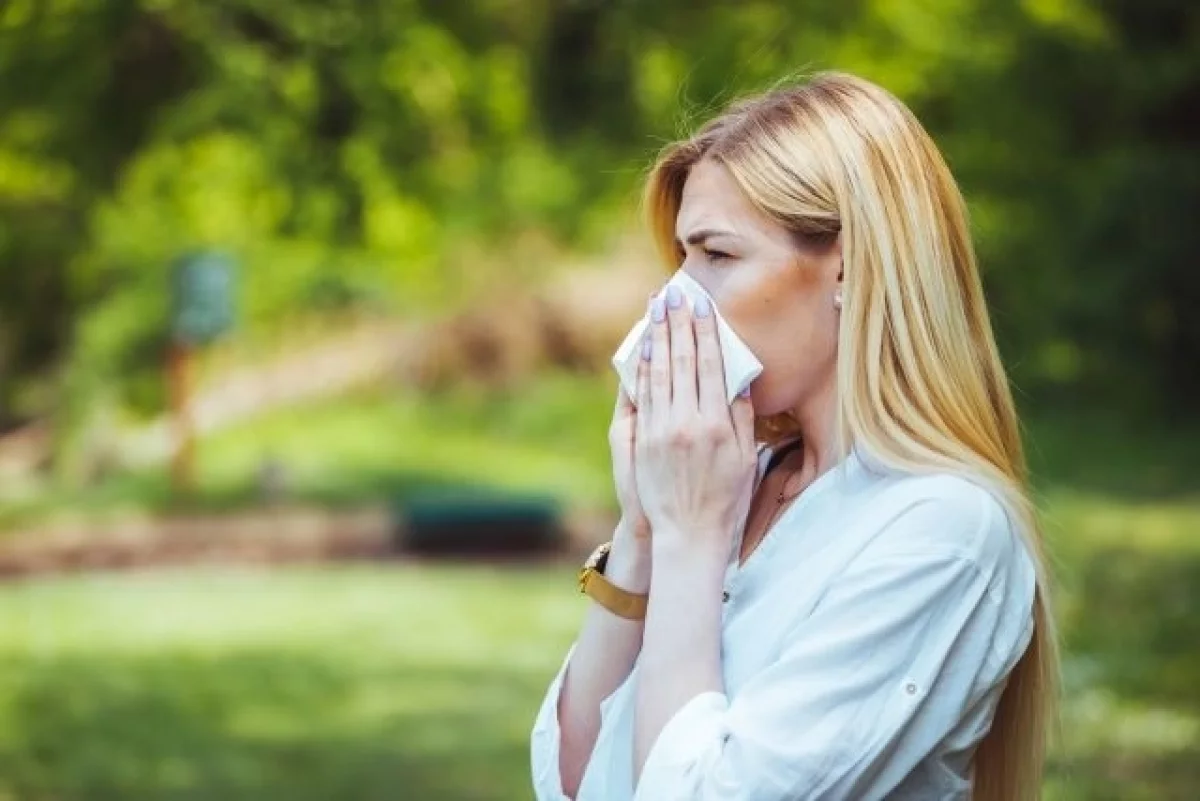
0, 649, 544, 801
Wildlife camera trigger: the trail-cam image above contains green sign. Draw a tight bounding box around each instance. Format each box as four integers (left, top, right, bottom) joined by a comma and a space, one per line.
170, 251, 236, 345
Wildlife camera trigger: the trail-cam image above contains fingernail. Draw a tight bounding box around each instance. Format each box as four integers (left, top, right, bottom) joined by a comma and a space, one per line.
641, 337, 652, 360
666, 284, 683, 309
651, 295, 666, 323
693, 293, 712, 318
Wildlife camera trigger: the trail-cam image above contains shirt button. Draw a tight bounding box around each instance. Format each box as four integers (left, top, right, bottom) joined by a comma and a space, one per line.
722, 590, 731, 603
905, 681, 918, 695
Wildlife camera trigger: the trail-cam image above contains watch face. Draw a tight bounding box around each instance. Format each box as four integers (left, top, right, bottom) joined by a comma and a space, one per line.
584, 542, 611, 571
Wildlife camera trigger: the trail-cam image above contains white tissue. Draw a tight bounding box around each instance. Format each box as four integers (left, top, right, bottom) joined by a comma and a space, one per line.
612, 270, 763, 406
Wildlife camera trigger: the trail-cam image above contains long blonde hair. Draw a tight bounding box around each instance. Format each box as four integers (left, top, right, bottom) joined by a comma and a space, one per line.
643, 71, 1057, 800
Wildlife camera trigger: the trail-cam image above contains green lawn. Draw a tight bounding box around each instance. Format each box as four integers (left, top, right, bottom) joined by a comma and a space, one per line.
0, 493, 1198, 800
0, 376, 1197, 799
0, 564, 581, 801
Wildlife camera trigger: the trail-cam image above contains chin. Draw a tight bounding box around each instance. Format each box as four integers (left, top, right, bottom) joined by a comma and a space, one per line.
745, 382, 802, 418
747, 366, 831, 419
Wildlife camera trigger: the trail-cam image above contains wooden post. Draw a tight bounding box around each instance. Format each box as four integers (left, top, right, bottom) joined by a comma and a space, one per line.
168, 340, 194, 492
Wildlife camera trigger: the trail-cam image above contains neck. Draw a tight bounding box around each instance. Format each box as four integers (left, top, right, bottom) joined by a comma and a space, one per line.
789, 376, 840, 479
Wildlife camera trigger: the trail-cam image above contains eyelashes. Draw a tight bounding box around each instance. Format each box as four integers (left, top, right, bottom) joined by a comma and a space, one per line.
675, 245, 735, 265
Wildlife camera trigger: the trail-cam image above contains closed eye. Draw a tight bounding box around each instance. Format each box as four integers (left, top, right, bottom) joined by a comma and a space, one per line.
705, 248, 732, 263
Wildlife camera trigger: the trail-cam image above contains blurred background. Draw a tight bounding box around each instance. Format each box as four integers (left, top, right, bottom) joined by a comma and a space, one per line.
0, 1, 1197, 799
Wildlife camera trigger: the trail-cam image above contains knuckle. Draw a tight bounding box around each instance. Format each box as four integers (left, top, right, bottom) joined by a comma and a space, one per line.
667, 426, 693, 449
700, 422, 727, 445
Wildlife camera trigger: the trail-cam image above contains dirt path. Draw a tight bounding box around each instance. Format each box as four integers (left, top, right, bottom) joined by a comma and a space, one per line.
0, 503, 612, 580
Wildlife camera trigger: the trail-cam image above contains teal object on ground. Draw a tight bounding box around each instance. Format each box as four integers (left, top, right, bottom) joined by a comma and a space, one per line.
399, 490, 564, 555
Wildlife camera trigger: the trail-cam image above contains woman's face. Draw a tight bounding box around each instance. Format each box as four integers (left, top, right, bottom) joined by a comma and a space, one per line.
675, 158, 842, 417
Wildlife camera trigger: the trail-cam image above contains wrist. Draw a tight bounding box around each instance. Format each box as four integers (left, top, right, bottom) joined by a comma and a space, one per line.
606, 527, 652, 595
651, 528, 729, 577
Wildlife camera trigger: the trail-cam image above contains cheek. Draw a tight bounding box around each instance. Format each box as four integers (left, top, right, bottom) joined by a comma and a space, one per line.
716, 259, 838, 408
718, 257, 824, 354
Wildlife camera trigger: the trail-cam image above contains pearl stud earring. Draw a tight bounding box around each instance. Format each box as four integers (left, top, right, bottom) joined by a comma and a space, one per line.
833, 289, 843, 309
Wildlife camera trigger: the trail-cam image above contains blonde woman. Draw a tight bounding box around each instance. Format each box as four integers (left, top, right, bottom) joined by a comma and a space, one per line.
530, 72, 1056, 801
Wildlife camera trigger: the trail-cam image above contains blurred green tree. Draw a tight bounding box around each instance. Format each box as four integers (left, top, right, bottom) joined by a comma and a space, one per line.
0, 0, 1194, 446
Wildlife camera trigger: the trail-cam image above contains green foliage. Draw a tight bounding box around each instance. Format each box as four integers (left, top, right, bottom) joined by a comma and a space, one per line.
0, 0, 1196, 433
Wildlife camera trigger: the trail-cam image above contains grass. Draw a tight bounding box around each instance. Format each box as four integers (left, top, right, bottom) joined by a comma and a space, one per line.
1043, 497, 1200, 800
0, 373, 1197, 798
0, 564, 581, 801
0, 534, 1197, 800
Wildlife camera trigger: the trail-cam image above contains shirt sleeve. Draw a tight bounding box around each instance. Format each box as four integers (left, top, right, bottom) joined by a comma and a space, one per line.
531, 644, 576, 801
634, 491, 1036, 801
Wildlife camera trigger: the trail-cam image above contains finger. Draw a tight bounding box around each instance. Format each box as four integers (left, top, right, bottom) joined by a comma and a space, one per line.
691, 292, 727, 414
731, 385, 756, 455
636, 334, 653, 437
664, 283, 697, 412
627, 292, 656, 415
614, 380, 635, 422
648, 291, 671, 422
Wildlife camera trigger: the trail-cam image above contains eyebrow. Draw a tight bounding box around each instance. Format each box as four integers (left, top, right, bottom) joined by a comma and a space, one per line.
675, 228, 738, 248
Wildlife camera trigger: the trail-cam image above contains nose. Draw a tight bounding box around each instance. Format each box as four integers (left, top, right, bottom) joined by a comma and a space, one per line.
677, 267, 722, 308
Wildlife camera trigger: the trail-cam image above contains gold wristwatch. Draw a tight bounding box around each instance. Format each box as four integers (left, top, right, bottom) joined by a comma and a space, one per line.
577, 541, 649, 620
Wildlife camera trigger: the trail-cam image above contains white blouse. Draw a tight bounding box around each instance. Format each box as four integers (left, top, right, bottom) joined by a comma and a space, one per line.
530, 444, 1037, 801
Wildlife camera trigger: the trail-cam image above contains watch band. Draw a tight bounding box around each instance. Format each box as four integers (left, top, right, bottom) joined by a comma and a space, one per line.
577, 541, 649, 620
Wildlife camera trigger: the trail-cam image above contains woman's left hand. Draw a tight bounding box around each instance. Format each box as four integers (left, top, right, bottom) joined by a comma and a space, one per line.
634, 283, 758, 556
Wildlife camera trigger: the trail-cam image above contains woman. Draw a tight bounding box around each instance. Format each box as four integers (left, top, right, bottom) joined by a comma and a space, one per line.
530, 72, 1056, 801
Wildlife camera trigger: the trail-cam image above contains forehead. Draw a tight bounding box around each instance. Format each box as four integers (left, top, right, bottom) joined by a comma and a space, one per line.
676, 158, 780, 239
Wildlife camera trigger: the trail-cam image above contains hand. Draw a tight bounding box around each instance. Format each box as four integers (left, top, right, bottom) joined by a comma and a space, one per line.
610, 383, 651, 544
634, 284, 757, 555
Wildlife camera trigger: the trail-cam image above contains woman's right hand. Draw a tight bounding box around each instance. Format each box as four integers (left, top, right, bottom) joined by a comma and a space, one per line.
610, 384, 652, 545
